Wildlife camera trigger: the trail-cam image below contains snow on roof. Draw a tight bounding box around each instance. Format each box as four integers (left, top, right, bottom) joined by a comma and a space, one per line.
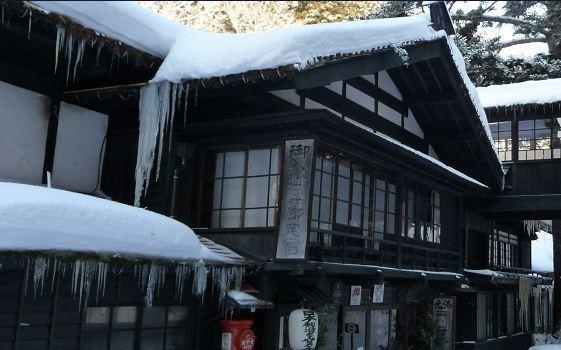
153, 15, 444, 82
30, 1, 184, 58
0, 182, 235, 264
532, 230, 553, 273
375, 132, 489, 188
477, 78, 561, 108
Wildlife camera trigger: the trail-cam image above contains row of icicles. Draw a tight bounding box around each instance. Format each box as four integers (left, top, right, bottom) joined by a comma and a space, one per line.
22, 256, 244, 309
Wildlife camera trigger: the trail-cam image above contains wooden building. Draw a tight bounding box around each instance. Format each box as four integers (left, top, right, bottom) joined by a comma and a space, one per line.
0, 1, 557, 350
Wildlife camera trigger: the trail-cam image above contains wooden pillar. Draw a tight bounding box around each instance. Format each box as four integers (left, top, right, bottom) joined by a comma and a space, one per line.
42, 99, 60, 184
552, 219, 561, 333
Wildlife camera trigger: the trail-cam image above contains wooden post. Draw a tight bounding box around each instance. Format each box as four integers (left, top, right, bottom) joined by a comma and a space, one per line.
552, 219, 561, 333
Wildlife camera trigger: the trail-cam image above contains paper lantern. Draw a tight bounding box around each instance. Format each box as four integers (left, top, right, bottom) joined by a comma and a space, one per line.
288, 309, 319, 350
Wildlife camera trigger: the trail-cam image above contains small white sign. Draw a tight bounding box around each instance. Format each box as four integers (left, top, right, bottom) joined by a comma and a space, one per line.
350, 285, 362, 305
372, 283, 385, 303
221, 332, 232, 350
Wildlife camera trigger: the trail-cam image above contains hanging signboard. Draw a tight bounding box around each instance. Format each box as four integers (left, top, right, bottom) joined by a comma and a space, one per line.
372, 283, 385, 303
276, 139, 314, 259
350, 285, 362, 306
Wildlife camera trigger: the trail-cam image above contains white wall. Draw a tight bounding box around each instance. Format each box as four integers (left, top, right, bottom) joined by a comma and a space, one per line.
0, 81, 50, 184
52, 102, 108, 193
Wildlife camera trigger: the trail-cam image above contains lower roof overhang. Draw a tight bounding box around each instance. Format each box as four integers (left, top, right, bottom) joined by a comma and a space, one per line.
262, 260, 464, 283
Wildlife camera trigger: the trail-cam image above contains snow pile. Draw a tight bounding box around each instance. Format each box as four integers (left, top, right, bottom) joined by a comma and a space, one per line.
0, 182, 225, 263
532, 230, 554, 273
532, 334, 561, 348
30, 1, 183, 58
153, 15, 444, 82
477, 78, 561, 108
530, 345, 561, 350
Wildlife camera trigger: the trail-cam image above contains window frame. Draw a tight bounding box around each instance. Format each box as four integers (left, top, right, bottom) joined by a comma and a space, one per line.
202, 145, 282, 230
83, 305, 190, 350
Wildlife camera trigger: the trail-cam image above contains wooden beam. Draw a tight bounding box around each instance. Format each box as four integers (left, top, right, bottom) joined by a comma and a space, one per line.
293, 41, 443, 89
405, 91, 458, 105
42, 99, 60, 185
470, 194, 561, 218
425, 131, 477, 144
345, 77, 408, 116
297, 87, 429, 152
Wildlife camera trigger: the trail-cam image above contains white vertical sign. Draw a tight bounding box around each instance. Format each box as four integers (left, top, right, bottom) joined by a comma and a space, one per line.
350, 285, 362, 306
372, 283, 385, 303
276, 139, 314, 259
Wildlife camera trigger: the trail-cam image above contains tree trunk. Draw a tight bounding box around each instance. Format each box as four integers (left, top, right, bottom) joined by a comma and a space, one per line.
553, 220, 561, 333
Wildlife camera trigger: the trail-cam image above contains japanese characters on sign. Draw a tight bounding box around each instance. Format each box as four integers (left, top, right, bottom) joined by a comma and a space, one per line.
276, 139, 314, 259
350, 285, 362, 306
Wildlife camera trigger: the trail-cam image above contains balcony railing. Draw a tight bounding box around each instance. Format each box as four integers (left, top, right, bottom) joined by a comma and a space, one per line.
308, 228, 461, 272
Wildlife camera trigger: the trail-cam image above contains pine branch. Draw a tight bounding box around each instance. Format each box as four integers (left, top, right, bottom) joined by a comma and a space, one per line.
451, 14, 550, 35
494, 36, 548, 50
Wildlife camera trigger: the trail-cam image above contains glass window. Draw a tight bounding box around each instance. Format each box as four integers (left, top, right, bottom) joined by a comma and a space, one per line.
488, 229, 519, 268
310, 153, 397, 251
401, 187, 441, 243
209, 147, 280, 229
83, 306, 189, 350
489, 121, 512, 161
518, 117, 561, 161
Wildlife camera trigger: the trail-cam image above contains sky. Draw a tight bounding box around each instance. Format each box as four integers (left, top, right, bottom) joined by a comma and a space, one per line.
452, 1, 548, 59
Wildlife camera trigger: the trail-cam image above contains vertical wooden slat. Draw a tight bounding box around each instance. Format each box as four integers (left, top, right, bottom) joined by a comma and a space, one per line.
47, 275, 61, 350
13, 270, 27, 350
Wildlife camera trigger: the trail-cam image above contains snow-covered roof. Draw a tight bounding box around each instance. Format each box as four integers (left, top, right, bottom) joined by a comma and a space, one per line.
0, 182, 236, 264
30, 1, 183, 58
375, 132, 489, 188
477, 78, 561, 108
153, 15, 444, 82
532, 230, 553, 273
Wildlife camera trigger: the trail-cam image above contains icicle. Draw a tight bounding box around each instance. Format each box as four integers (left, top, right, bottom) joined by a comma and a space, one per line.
145, 263, 157, 307
192, 265, 208, 298
65, 32, 74, 84
183, 84, 190, 128
32, 256, 49, 297
96, 42, 104, 67
523, 220, 540, 236
134, 82, 177, 206
27, 10, 32, 39
72, 39, 86, 82
54, 25, 66, 73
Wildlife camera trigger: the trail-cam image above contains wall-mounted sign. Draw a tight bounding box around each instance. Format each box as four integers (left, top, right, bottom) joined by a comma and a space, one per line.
221, 332, 232, 350
331, 282, 344, 305
372, 283, 385, 303
433, 297, 455, 350
276, 139, 314, 259
350, 285, 362, 306
288, 309, 319, 350
344, 322, 359, 333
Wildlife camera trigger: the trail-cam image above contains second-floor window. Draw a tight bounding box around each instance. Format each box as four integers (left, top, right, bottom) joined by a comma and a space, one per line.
401, 187, 440, 243
310, 153, 397, 249
488, 229, 518, 268
209, 147, 280, 229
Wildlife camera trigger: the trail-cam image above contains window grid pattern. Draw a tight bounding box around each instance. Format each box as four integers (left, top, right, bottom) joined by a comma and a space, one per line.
310, 153, 397, 250
401, 188, 441, 243
488, 229, 519, 268
518, 118, 561, 161
84, 306, 188, 350
209, 147, 280, 229
489, 121, 512, 161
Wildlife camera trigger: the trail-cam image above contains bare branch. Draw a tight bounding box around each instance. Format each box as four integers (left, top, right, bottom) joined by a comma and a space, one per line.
451, 14, 550, 36
495, 36, 548, 50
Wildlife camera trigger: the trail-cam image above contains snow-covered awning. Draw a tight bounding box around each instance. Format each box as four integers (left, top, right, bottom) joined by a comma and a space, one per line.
0, 182, 235, 264
226, 291, 273, 312
477, 78, 561, 108
0, 182, 246, 306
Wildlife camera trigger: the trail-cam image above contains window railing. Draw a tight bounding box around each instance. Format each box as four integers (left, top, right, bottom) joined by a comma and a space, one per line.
307, 228, 461, 271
